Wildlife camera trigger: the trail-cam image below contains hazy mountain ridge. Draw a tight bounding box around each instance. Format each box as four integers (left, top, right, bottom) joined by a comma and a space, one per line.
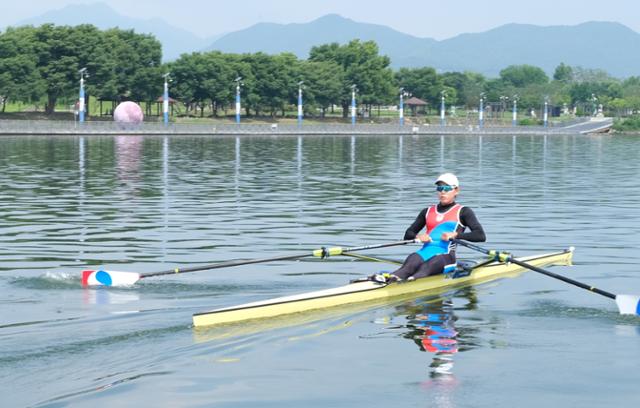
208, 16, 640, 77
206, 14, 433, 60
7, 4, 640, 77
15, 2, 221, 61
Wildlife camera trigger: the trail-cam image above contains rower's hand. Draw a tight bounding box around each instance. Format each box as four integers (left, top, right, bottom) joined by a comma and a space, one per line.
416, 233, 432, 243
441, 232, 458, 241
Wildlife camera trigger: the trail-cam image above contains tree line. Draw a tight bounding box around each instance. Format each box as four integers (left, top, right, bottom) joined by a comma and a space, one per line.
1, 23, 640, 118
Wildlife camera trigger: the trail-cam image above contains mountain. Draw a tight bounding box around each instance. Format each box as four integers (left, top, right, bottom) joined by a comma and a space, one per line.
9, 6, 640, 77
433, 21, 640, 77
206, 14, 434, 61
16, 2, 220, 61
206, 15, 640, 78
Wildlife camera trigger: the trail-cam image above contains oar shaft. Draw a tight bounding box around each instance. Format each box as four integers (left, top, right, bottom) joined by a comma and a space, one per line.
140, 239, 416, 279
140, 252, 311, 278
342, 239, 416, 253
508, 257, 615, 299
452, 239, 616, 300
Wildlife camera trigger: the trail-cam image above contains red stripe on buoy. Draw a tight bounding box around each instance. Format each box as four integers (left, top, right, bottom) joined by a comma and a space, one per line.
81, 270, 94, 287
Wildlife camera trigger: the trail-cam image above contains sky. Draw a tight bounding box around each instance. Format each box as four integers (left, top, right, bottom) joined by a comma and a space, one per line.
1, 0, 639, 39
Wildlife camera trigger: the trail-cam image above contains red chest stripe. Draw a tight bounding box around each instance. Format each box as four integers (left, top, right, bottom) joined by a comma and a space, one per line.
425, 204, 463, 234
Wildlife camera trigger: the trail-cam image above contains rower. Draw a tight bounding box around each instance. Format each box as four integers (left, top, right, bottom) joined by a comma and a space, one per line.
385, 173, 486, 282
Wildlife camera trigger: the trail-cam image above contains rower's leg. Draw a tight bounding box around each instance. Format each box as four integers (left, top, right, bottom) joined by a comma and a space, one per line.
392, 253, 423, 280
412, 253, 456, 279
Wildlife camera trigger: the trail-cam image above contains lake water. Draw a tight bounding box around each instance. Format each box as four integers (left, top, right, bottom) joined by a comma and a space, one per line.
1, 133, 639, 407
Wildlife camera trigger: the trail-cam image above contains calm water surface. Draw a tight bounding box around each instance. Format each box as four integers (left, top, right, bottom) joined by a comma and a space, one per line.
1, 133, 639, 407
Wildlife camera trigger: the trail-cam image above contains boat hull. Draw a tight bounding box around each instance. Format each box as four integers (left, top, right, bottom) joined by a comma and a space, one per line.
192, 249, 573, 328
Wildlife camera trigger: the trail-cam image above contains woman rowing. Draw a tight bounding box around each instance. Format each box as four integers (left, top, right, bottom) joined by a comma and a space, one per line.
386, 173, 486, 282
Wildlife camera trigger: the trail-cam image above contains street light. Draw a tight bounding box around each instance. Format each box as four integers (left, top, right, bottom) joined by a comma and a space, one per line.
162, 72, 171, 125
440, 90, 447, 126
479, 93, 485, 128
543, 96, 549, 128
351, 85, 357, 126
499, 95, 508, 124
399, 87, 405, 126
235, 77, 243, 124
512, 94, 519, 126
297, 81, 304, 126
78, 68, 87, 123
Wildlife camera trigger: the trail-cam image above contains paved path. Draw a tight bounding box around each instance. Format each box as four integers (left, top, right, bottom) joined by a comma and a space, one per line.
550, 117, 613, 134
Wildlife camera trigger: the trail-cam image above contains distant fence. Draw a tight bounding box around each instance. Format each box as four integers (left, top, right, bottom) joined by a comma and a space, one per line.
0, 118, 602, 136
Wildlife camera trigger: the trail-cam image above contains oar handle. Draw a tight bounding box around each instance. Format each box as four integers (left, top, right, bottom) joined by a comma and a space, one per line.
452, 239, 616, 300
341, 239, 418, 254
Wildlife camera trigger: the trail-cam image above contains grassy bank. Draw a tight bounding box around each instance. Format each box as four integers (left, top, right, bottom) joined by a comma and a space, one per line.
613, 116, 640, 132
0, 101, 591, 127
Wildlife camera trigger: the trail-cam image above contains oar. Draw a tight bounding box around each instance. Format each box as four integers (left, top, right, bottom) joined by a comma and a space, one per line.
81, 239, 417, 287
452, 239, 640, 316
341, 252, 403, 265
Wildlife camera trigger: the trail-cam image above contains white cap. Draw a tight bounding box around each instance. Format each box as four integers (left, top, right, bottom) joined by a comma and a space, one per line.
435, 173, 459, 187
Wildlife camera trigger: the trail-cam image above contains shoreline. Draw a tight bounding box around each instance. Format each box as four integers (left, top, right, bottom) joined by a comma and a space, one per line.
0, 118, 613, 136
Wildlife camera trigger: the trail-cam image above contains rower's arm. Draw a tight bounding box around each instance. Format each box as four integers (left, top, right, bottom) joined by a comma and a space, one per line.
457, 207, 486, 242
403, 208, 428, 240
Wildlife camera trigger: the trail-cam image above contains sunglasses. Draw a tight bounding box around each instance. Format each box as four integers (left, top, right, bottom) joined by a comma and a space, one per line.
436, 185, 456, 192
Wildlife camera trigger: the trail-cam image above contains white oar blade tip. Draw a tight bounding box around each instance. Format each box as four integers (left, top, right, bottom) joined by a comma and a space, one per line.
615, 295, 640, 315
81, 270, 141, 287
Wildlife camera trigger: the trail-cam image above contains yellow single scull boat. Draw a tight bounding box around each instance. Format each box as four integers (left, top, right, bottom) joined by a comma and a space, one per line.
192, 248, 574, 328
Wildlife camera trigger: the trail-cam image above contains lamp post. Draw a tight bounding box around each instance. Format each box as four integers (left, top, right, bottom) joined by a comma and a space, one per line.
440, 90, 446, 126
78, 68, 87, 123
543, 96, 549, 128
297, 81, 304, 126
351, 85, 357, 126
399, 87, 404, 126
512, 94, 518, 126
162, 72, 170, 125
499, 95, 508, 124
479, 93, 485, 128
235, 77, 242, 124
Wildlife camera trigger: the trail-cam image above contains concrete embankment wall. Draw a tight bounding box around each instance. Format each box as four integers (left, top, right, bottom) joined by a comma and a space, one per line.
0, 119, 610, 136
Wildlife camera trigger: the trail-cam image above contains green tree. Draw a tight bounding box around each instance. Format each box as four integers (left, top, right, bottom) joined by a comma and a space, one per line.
101, 28, 162, 104
571, 67, 613, 83
18, 24, 163, 114
456, 72, 487, 108
553, 63, 573, 83
440, 72, 465, 106
499, 64, 549, 88
299, 60, 344, 117
395, 67, 442, 106
0, 26, 45, 111
169, 51, 236, 117
310, 40, 395, 117
202, 52, 235, 116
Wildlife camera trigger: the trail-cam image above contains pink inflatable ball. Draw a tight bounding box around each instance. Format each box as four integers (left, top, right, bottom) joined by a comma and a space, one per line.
113, 101, 144, 124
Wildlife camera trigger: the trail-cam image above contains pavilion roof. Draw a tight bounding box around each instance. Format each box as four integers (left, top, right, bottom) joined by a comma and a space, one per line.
405, 96, 428, 106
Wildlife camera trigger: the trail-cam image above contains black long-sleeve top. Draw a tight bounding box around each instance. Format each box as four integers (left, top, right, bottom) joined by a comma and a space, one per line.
403, 202, 486, 242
